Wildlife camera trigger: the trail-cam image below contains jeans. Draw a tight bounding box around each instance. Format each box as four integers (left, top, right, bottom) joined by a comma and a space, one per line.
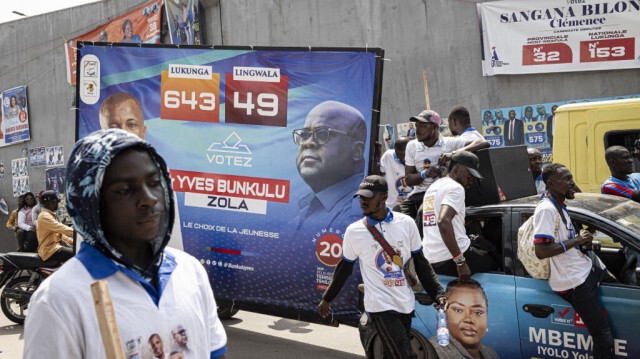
366, 310, 415, 359
558, 265, 616, 359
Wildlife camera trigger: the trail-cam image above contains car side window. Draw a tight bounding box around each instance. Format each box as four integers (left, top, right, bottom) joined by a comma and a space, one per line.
573, 220, 638, 286
592, 230, 623, 249
465, 215, 504, 273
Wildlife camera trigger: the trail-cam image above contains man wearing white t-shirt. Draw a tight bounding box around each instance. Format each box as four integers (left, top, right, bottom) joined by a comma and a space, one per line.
448, 105, 484, 141
376, 136, 412, 210
534, 164, 616, 359
401, 109, 489, 222
422, 151, 499, 278
318, 175, 446, 358
24, 130, 227, 359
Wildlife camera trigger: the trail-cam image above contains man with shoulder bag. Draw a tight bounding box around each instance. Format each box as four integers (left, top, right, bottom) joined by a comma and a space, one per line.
533, 163, 616, 359
318, 175, 446, 358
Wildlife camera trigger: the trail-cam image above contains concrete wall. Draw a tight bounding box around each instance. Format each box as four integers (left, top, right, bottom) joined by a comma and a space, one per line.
0, 0, 638, 251
0, 0, 145, 251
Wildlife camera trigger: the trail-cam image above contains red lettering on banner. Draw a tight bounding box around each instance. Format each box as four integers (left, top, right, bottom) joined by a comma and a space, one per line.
580, 38, 634, 62
522, 43, 572, 65
224, 73, 288, 127
170, 170, 290, 203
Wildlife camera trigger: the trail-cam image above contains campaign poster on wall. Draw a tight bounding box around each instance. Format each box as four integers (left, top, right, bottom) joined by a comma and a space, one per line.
165, 0, 203, 45
64, 0, 162, 85
481, 94, 639, 164
76, 44, 383, 323
0, 86, 30, 146
36, 146, 45, 166
29, 148, 37, 166
479, 0, 640, 76
11, 157, 29, 197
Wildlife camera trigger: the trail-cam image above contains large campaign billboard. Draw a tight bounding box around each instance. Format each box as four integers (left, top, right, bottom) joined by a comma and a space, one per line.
479, 0, 640, 76
76, 43, 383, 324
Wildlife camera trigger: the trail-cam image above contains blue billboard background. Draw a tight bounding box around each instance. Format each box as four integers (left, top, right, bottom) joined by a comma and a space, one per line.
481, 94, 640, 165
77, 44, 382, 323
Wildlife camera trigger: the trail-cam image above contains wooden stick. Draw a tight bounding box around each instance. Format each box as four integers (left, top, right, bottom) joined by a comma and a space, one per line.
91, 280, 126, 359
422, 70, 431, 110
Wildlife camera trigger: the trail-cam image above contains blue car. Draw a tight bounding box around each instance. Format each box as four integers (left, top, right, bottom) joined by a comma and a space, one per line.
400, 193, 640, 359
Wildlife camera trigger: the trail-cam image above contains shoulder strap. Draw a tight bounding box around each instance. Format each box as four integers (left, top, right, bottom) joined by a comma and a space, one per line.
547, 197, 568, 227
362, 217, 403, 267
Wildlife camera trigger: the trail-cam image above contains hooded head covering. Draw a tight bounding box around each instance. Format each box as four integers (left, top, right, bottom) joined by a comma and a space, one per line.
65, 129, 174, 279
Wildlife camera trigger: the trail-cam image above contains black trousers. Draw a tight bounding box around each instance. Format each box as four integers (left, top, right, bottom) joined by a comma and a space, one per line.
48, 247, 74, 263
430, 244, 499, 276
17, 230, 38, 252
366, 310, 416, 359
558, 265, 616, 359
398, 192, 424, 223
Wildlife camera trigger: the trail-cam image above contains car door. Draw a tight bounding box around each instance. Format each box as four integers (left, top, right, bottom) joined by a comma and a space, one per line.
513, 208, 640, 358
412, 208, 522, 358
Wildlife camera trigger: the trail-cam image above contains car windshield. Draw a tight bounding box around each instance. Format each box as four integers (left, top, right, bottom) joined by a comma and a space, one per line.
567, 193, 640, 236
504, 193, 640, 236
595, 201, 640, 234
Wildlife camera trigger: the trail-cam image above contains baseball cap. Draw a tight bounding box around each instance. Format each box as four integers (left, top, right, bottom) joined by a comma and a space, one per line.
353, 175, 388, 198
37, 190, 45, 199
410, 109, 441, 126
451, 151, 483, 180
41, 190, 59, 202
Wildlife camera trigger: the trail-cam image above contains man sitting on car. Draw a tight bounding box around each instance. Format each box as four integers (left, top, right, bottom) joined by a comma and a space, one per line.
534, 163, 616, 359
421, 151, 499, 279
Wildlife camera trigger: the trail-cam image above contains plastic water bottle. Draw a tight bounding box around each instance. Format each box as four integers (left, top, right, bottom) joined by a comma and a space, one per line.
436, 307, 450, 346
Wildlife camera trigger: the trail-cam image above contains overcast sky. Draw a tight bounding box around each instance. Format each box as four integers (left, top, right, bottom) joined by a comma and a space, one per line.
0, 0, 99, 24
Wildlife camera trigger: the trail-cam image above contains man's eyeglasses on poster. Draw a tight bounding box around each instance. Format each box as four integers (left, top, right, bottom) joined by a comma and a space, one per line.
292, 127, 355, 146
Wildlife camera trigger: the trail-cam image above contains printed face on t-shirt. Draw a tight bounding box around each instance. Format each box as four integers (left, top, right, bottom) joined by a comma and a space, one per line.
149, 334, 165, 358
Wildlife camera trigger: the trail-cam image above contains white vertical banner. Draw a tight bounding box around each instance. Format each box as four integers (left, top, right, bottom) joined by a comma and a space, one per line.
479, 0, 640, 76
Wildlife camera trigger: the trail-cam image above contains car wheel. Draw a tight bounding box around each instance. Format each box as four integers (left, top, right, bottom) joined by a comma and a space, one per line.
369, 329, 438, 359
217, 304, 239, 320
1, 276, 37, 325
410, 329, 438, 358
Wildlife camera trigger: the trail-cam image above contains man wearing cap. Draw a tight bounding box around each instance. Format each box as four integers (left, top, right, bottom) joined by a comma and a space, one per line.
318, 175, 446, 358
31, 190, 45, 229
422, 151, 498, 278
401, 109, 489, 221
36, 191, 74, 262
